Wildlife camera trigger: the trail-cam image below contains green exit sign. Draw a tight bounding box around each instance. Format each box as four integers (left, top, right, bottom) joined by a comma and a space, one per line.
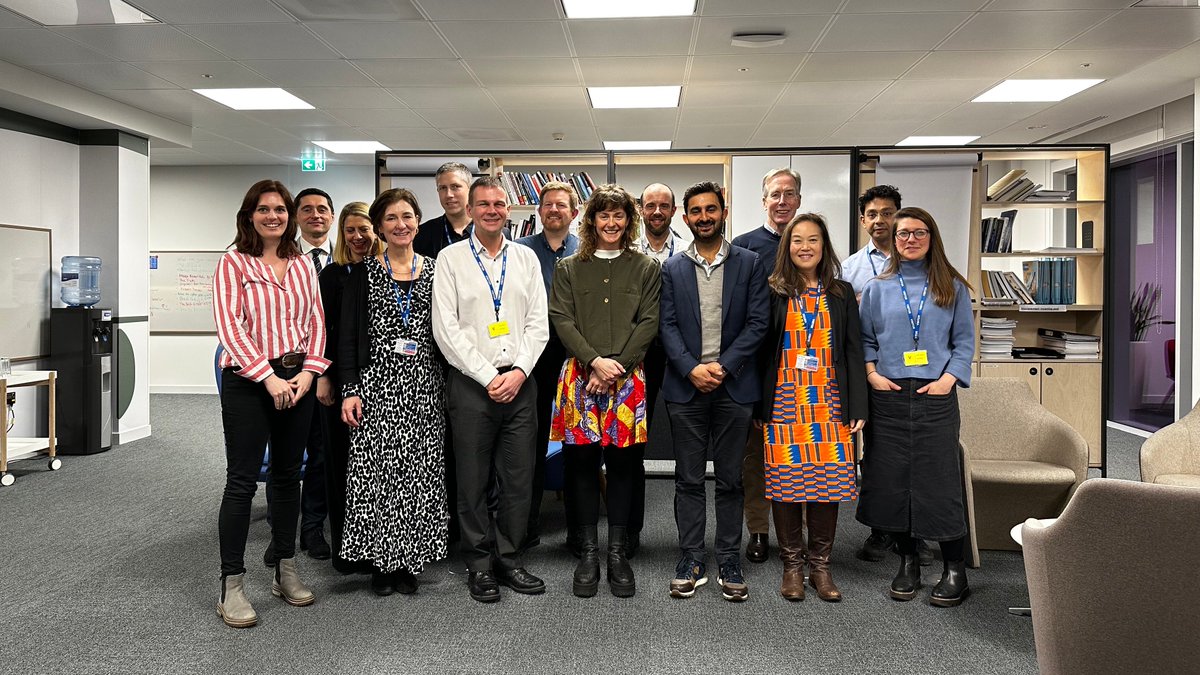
301, 158, 326, 172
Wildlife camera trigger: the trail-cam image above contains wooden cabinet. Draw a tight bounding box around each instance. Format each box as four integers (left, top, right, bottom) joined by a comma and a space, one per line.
978, 360, 1102, 466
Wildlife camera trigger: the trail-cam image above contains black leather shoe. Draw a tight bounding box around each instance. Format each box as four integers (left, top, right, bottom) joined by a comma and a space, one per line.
392, 569, 418, 595
746, 533, 769, 564
496, 567, 546, 595
930, 560, 969, 607
468, 571, 500, 603
918, 539, 936, 567
263, 542, 277, 568
301, 530, 332, 560
371, 571, 395, 597
857, 532, 895, 562
889, 553, 922, 601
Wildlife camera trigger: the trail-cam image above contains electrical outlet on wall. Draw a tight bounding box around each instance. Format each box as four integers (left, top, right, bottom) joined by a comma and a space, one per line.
6, 392, 14, 406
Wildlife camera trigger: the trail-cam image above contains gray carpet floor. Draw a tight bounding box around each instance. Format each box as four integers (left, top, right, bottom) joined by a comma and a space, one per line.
0, 394, 1146, 675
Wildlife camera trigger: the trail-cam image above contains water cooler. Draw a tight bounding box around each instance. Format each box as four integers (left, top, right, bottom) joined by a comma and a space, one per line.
51, 307, 113, 454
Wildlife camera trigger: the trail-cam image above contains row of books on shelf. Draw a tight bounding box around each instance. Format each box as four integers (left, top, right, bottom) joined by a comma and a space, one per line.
498, 170, 598, 206
985, 169, 1076, 203
979, 320, 1100, 361
980, 210, 1018, 252
980, 258, 1078, 306
502, 214, 538, 240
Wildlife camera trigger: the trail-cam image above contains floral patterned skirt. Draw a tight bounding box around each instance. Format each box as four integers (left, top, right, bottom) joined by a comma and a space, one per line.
550, 357, 647, 448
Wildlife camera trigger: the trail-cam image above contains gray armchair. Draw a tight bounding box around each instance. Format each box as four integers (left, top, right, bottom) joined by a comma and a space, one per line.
1140, 400, 1200, 487
958, 377, 1088, 556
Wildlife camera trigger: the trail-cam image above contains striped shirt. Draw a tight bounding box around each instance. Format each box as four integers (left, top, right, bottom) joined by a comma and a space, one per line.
213, 250, 330, 382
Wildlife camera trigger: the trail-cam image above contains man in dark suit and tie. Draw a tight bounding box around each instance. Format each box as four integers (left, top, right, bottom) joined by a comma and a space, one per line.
660, 181, 769, 602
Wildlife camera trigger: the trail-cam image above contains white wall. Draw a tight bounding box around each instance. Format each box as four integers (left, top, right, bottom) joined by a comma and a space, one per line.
148, 163, 374, 393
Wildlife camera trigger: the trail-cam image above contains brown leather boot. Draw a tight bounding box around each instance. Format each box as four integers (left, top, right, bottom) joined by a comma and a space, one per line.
806, 502, 842, 602
771, 501, 806, 601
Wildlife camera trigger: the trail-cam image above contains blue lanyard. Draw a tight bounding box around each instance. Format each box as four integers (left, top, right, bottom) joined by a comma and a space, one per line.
868, 252, 878, 276
384, 252, 418, 328
897, 274, 929, 349
468, 237, 507, 321
445, 221, 472, 247
797, 282, 822, 353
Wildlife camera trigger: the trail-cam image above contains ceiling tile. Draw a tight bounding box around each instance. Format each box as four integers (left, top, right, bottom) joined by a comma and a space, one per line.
825, 120, 925, 145
505, 108, 595, 127
940, 11, 1114, 51
325, 108, 429, 127
592, 109, 680, 128
568, 18, 695, 57
131, 60, 275, 89
30, 62, 177, 90
795, 52, 924, 81
844, 0, 987, 10
449, 140, 532, 151
985, 0, 1135, 9
878, 79, 997, 103
693, 15, 830, 55
282, 127, 375, 143
290, 87, 407, 108
903, 50, 1047, 79
0, 29, 116, 65
701, 0, 842, 15
193, 123, 300, 144
815, 12, 973, 52
243, 59, 377, 87
369, 127, 457, 145
922, 101, 1052, 126
133, 0, 293, 23
179, 23, 339, 60
102, 89, 230, 121
597, 125, 677, 142
272, 0, 423, 21
468, 58, 581, 86
0, 7, 37, 27
1064, 9, 1200, 50
51, 25, 228, 61
850, 100, 959, 124
513, 125, 601, 146
488, 86, 588, 109
385, 86, 486, 108
913, 116, 1011, 138
679, 106, 769, 125
683, 83, 787, 106
754, 122, 842, 142
1014, 49, 1173, 80
354, 59, 476, 86
747, 134, 832, 148
439, 21, 571, 58
778, 80, 892, 104
688, 54, 806, 84
422, 0, 561, 21
306, 21, 453, 59
763, 104, 864, 130
578, 57, 686, 86
411, 107, 511, 127
240, 110, 340, 127
674, 124, 757, 147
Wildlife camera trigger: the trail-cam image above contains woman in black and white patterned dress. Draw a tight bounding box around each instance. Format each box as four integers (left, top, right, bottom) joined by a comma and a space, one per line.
338, 188, 448, 596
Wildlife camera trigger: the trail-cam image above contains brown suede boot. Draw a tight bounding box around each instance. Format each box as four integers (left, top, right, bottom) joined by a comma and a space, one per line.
771, 501, 807, 601
806, 502, 842, 602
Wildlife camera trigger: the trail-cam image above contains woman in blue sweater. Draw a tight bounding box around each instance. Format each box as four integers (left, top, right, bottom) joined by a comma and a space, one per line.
856, 206, 975, 607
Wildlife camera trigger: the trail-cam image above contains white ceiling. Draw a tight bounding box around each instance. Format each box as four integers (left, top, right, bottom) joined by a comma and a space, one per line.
0, 0, 1197, 166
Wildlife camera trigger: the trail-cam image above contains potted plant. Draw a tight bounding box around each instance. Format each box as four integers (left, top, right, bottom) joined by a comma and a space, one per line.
1130, 282, 1165, 342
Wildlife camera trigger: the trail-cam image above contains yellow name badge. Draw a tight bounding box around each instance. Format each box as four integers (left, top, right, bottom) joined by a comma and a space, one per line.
903, 349, 929, 367
488, 320, 510, 339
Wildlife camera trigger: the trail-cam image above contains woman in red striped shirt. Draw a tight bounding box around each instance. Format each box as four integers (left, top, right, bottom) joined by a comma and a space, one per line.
213, 179, 330, 629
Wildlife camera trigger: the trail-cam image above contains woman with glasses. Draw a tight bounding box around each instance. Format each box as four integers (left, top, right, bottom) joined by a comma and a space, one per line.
856, 207, 975, 607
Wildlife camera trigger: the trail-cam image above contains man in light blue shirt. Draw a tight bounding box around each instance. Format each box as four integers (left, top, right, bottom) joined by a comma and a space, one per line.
842, 185, 902, 298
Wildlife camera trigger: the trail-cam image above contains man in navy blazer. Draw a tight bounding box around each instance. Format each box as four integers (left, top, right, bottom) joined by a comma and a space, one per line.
659, 181, 769, 602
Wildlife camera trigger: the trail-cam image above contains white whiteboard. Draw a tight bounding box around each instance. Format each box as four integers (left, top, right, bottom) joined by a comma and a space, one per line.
0, 225, 51, 360
731, 153, 853, 261
149, 251, 225, 334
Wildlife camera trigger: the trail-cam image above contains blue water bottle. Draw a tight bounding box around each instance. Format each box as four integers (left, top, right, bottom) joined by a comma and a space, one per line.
61, 256, 102, 307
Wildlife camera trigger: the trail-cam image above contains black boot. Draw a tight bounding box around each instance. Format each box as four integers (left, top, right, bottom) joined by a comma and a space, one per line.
572, 526, 600, 598
889, 553, 921, 601
607, 525, 636, 598
930, 560, 970, 607
566, 525, 583, 559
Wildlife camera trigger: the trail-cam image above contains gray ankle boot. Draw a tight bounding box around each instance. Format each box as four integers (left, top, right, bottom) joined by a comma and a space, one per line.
272, 558, 315, 606
218, 573, 257, 628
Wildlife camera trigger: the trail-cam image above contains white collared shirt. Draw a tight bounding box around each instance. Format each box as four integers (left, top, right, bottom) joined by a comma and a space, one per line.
637, 233, 687, 264
298, 237, 332, 268
431, 231, 549, 387
683, 239, 731, 279
841, 238, 891, 295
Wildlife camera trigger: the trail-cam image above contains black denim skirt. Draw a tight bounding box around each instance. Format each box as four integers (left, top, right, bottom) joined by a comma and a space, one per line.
855, 378, 967, 541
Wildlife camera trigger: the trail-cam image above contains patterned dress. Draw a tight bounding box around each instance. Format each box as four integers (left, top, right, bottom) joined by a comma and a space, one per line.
763, 289, 857, 503
550, 358, 648, 448
341, 255, 448, 573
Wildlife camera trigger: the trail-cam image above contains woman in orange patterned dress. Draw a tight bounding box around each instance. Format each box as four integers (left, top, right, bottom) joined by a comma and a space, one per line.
755, 213, 867, 602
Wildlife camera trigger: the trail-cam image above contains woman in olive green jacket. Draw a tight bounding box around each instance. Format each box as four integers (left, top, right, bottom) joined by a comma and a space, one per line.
549, 183, 661, 599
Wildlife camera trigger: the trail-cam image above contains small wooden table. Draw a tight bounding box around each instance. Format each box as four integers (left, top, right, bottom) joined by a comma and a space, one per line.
1008, 518, 1058, 616
0, 370, 60, 487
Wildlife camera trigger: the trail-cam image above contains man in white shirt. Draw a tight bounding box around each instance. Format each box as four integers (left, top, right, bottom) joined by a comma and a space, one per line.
432, 176, 549, 603
637, 183, 687, 263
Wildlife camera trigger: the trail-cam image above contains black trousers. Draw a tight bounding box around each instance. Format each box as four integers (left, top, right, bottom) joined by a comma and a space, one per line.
321, 396, 349, 560
218, 365, 313, 577
447, 369, 537, 573
564, 444, 640, 530
527, 335, 566, 546
667, 387, 752, 565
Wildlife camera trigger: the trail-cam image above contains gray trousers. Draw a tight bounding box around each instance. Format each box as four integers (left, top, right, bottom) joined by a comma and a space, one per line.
447, 369, 538, 573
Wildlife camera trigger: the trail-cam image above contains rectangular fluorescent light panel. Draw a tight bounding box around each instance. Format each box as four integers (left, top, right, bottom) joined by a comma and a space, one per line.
896, 136, 980, 146
588, 86, 681, 109
604, 141, 672, 151
0, 0, 158, 25
313, 141, 391, 154
973, 79, 1104, 103
193, 88, 314, 110
563, 0, 695, 18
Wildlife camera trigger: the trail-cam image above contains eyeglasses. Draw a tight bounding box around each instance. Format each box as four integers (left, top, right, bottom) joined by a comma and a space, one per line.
895, 229, 930, 241
864, 209, 896, 219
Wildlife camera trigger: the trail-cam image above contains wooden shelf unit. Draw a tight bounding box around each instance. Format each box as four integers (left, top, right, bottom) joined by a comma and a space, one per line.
1, 370, 60, 486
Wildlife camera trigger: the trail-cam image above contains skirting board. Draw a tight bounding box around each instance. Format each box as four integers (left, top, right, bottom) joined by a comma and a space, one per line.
116, 424, 152, 444
151, 385, 218, 394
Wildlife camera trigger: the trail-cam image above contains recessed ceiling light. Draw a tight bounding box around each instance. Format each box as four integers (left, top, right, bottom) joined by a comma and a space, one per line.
972, 79, 1104, 103
604, 141, 672, 150
562, 0, 695, 18
313, 141, 391, 154
588, 86, 681, 109
0, 0, 158, 25
896, 136, 980, 146
193, 88, 314, 110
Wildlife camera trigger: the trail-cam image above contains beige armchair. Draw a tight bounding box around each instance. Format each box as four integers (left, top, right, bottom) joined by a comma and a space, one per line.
1140, 400, 1200, 487
1021, 479, 1200, 675
958, 377, 1088, 557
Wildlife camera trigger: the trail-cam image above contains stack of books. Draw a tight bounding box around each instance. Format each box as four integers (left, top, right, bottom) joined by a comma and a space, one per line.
980, 317, 1018, 360
980, 209, 1018, 253
981, 270, 1036, 304
985, 169, 1075, 203
1038, 328, 1100, 360
499, 170, 596, 206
